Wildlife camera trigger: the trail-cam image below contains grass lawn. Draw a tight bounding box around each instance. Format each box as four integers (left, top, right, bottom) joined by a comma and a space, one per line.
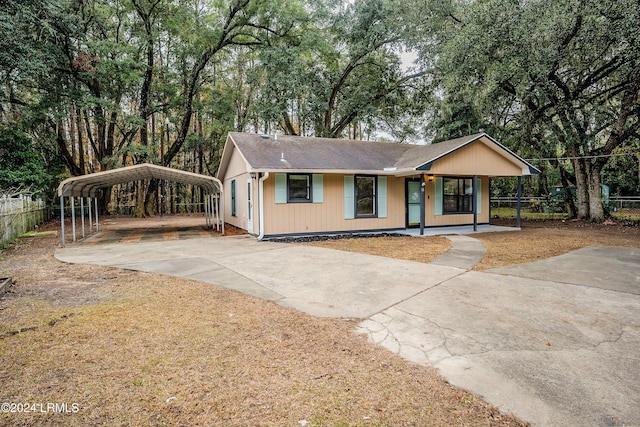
490, 206, 640, 221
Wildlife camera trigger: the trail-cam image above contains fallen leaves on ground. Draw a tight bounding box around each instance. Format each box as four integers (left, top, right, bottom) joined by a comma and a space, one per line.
0, 219, 527, 427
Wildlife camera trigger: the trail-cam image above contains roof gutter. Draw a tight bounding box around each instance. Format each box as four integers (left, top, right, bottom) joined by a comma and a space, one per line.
257, 171, 269, 240
249, 168, 412, 176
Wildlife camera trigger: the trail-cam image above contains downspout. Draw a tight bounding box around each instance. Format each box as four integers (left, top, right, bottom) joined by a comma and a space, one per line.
516, 176, 522, 228
258, 172, 269, 240
473, 175, 478, 232
419, 174, 425, 235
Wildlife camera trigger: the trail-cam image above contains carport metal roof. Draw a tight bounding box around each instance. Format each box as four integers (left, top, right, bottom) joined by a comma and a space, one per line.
57, 163, 224, 246
57, 163, 223, 197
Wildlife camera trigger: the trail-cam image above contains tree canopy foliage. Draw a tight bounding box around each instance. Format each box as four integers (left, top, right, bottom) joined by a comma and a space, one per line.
1, 0, 638, 220
424, 0, 640, 220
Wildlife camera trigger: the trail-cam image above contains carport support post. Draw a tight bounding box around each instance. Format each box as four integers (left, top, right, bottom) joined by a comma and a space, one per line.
209, 195, 213, 227
60, 196, 65, 247
213, 195, 219, 230
205, 195, 209, 227
211, 195, 216, 229
473, 175, 478, 232
88, 197, 93, 233
80, 197, 85, 238
419, 174, 425, 236
220, 196, 225, 235
94, 197, 99, 231
71, 197, 77, 242
516, 176, 522, 228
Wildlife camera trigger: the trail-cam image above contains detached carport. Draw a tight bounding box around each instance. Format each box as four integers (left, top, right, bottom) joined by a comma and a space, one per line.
57, 163, 224, 246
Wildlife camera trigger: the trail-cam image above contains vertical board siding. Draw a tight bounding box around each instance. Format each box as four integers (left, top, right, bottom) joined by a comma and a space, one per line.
260, 174, 490, 235
223, 147, 251, 230
263, 174, 405, 235
428, 141, 523, 176
476, 177, 482, 214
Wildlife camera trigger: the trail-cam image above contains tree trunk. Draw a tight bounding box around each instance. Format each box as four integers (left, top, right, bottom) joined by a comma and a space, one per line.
586, 163, 604, 222
100, 187, 111, 216
143, 179, 158, 216
571, 150, 590, 219
559, 164, 577, 218
75, 107, 85, 174
133, 181, 147, 217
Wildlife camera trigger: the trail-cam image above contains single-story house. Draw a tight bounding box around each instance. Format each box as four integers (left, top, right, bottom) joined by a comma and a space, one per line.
216, 132, 539, 239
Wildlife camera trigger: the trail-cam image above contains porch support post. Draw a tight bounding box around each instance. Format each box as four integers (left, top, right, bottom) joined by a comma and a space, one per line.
516, 176, 522, 228
60, 196, 65, 247
473, 175, 478, 232
80, 197, 86, 238
419, 174, 425, 236
71, 196, 77, 242
94, 197, 99, 231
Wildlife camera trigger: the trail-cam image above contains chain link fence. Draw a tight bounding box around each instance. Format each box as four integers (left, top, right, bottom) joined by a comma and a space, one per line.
490, 196, 640, 219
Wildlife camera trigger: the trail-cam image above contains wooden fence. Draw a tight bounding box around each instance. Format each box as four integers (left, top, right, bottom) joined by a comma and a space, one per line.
0, 196, 50, 249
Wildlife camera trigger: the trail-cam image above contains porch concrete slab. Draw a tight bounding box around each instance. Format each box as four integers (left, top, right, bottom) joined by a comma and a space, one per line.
397, 224, 519, 236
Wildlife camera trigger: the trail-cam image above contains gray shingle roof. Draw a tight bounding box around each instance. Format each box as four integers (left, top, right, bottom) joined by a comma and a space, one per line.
228, 133, 411, 171
222, 132, 539, 176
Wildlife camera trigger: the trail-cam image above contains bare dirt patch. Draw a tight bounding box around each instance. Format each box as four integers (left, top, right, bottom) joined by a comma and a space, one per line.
299, 219, 640, 271
0, 219, 525, 426
300, 235, 452, 264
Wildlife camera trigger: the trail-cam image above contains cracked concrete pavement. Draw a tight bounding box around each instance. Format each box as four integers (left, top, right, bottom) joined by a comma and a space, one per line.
56, 234, 640, 427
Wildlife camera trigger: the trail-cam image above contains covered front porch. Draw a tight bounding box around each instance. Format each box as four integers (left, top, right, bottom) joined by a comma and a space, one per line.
396, 223, 519, 237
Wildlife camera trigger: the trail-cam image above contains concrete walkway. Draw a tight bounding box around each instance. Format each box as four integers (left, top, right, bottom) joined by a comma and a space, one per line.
431, 235, 486, 269
55, 233, 640, 427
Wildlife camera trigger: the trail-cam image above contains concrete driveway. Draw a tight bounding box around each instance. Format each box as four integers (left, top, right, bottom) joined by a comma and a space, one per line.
56, 235, 640, 427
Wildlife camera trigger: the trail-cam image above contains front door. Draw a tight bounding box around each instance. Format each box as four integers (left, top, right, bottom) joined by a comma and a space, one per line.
406, 179, 421, 228
247, 178, 253, 234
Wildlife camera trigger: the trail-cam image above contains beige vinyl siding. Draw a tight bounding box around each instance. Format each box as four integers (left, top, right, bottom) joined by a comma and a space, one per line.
263, 174, 405, 235
427, 140, 524, 176
223, 146, 252, 231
